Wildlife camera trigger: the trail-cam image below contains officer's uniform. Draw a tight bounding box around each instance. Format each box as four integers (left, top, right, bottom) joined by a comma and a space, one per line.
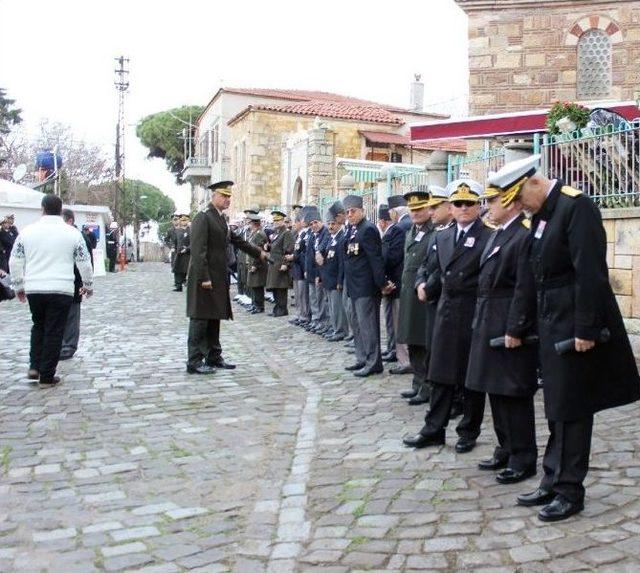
304, 209, 321, 329
312, 221, 331, 333
418, 180, 492, 447
237, 207, 259, 297
343, 194, 387, 376
172, 216, 191, 291
292, 213, 311, 324
265, 210, 294, 317
465, 187, 538, 479
490, 156, 640, 517
245, 215, 268, 313
106, 225, 119, 272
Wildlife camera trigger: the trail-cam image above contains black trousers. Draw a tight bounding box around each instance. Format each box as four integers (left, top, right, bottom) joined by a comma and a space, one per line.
273, 288, 288, 315
107, 253, 117, 272
187, 318, 222, 368
539, 416, 593, 503
174, 272, 186, 288
489, 393, 537, 471
408, 344, 428, 391
27, 293, 73, 380
251, 286, 265, 310
422, 382, 486, 440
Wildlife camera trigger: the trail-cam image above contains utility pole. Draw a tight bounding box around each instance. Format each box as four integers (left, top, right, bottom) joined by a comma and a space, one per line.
114, 55, 130, 267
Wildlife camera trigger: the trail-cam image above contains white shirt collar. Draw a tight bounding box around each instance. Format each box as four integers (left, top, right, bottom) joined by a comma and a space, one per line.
500, 213, 521, 231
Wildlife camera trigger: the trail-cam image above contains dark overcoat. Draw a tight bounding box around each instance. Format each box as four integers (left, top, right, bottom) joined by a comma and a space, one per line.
186, 206, 261, 320
318, 228, 345, 291
305, 229, 318, 284
397, 222, 434, 346
465, 214, 538, 397
343, 218, 386, 300
529, 182, 640, 421
245, 228, 268, 288
172, 227, 191, 275
266, 227, 294, 289
382, 223, 405, 300
428, 218, 492, 386
292, 228, 308, 281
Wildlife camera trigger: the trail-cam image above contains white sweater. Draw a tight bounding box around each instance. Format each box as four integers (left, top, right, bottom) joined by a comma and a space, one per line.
9, 215, 94, 296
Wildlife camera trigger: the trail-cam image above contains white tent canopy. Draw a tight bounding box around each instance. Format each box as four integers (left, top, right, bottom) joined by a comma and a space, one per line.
0, 178, 46, 206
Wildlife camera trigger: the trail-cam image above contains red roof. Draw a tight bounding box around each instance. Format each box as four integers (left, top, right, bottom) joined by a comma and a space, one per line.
229, 101, 405, 126
410, 102, 640, 141
360, 130, 467, 153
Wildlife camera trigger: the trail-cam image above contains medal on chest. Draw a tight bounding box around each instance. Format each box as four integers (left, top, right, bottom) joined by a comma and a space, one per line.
464, 236, 476, 248
414, 231, 425, 242
534, 220, 547, 240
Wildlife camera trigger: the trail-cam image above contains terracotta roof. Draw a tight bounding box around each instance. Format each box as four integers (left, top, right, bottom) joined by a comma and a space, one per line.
360, 130, 467, 153
229, 101, 405, 126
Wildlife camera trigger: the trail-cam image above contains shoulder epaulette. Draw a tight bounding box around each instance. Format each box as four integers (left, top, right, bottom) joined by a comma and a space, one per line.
561, 186, 582, 198
483, 219, 498, 230
521, 218, 531, 229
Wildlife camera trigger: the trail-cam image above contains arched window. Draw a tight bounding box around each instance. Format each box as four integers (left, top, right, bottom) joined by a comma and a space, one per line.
577, 29, 612, 99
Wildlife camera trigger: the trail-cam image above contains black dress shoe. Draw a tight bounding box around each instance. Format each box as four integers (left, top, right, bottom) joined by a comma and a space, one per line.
58, 352, 74, 361
207, 359, 236, 370
382, 353, 398, 363
326, 335, 345, 342
400, 388, 418, 399
389, 365, 413, 375
344, 362, 365, 371
288, 318, 300, 325
516, 487, 555, 507
402, 432, 445, 448
538, 495, 584, 522
39, 376, 61, 386
478, 456, 508, 471
344, 335, 354, 342
173, 287, 183, 292
186, 364, 216, 375
455, 438, 476, 453
496, 467, 536, 485
250, 308, 264, 314
353, 366, 383, 377
407, 386, 430, 406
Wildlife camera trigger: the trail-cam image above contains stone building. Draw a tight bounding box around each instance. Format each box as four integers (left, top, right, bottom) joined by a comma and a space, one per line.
183, 87, 464, 215
456, 0, 640, 114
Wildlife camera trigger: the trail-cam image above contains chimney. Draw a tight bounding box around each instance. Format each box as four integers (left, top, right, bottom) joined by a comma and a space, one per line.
410, 74, 424, 112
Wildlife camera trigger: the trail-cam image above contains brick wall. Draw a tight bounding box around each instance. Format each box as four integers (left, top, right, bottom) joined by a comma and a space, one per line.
464, 1, 640, 115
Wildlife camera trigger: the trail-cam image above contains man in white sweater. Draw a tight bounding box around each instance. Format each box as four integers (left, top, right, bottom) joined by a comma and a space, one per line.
10, 195, 94, 386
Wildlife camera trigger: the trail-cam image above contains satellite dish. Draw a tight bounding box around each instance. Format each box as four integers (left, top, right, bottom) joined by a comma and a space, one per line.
12, 164, 27, 183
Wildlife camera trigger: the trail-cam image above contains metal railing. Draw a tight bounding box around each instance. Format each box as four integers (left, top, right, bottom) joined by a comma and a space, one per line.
184, 155, 209, 167
448, 146, 506, 185
541, 120, 640, 208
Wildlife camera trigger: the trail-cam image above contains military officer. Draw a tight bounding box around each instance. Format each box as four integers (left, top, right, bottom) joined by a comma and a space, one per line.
318, 208, 348, 341
304, 207, 322, 332
165, 214, 180, 274
106, 222, 119, 272
245, 213, 268, 314
328, 200, 354, 341
395, 189, 435, 403
343, 194, 393, 377
186, 180, 267, 374
266, 210, 294, 317
465, 180, 538, 485
403, 179, 492, 452
308, 208, 331, 335
172, 214, 191, 291
489, 156, 640, 521
235, 206, 259, 304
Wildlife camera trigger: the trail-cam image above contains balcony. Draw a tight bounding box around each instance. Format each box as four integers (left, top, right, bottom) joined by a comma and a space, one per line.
182, 155, 211, 181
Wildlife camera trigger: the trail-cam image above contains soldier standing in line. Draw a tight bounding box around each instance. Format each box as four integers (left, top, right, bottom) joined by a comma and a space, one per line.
328, 200, 354, 342
165, 214, 180, 273
394, 189, 434, 404
235, 207, 259, 304
172, 215, 191, 292
303, 207, 321, 332
266, 210, 294, 317
288, 209, 311, 326
465, 180, 538, 485
403, 179, 492, 452
245, 213, 268, 314
311, 210, 332, 336
489, 156, 640, 521
342, 194, 394, 378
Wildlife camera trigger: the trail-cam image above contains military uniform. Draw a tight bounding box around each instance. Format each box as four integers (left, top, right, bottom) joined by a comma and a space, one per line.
186, 182, 263, 372
465, 212, 538, 478
245, 222, 268, 313
292, 223, 311, 324
106, 227, 119, 272
172, 221, 191, 291
266, 211, 294, 316
318, 215, 347, 340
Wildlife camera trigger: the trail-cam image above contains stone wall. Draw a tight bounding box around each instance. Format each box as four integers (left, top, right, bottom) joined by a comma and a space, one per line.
462, 1, 640, 115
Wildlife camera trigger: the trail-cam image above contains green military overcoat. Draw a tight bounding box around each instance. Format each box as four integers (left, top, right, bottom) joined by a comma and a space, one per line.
266, 227, 294, 290
245, 228, 268, 288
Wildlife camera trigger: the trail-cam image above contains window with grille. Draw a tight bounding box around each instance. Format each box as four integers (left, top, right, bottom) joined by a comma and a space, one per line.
577, 29, 612, 99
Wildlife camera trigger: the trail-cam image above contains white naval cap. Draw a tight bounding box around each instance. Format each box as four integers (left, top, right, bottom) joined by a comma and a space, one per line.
487, 154, 541, 191
447, 178, 483, 203
426, 184, 449, 207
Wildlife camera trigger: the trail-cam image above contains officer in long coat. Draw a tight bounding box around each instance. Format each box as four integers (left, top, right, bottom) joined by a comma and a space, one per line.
395, 190, 434, 404
266, 210, 294, 317
465, 183, 538, 485
342, 194, 392, 377
172, 215, 191, 291
490, 156, 640, 521
186, 181, 266, 374
165, 214, 180, 272
245, 214, 268, 314
289, 211, 311, 326
236, 207, 259, 300
403, 179, 492, 452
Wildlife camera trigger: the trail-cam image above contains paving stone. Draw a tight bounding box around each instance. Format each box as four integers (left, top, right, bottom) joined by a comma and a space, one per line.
100, 541, 147, 557
110, 526, 160, 542
509, 544, 551, 563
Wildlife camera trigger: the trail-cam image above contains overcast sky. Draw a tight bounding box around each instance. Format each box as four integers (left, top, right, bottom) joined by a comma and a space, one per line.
0, 0, 468, 212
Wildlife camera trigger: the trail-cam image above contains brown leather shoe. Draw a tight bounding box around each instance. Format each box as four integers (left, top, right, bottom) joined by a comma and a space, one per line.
27, 369, 39, 380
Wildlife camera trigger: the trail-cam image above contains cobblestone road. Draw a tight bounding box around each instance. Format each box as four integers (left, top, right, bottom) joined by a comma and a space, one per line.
1, 263, 640, 573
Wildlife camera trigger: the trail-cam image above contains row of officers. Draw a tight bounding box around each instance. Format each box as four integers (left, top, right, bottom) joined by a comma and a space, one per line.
183, 156, 639, 523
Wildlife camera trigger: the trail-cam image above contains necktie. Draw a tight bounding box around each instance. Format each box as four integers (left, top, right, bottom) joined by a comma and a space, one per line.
456, 229, 465, 246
